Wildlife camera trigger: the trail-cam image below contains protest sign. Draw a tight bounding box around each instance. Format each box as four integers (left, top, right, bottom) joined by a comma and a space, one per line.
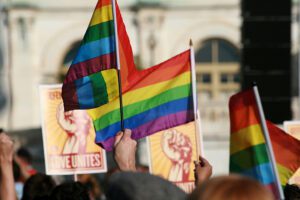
39, 85, 107, 175
147, 121, 201, 193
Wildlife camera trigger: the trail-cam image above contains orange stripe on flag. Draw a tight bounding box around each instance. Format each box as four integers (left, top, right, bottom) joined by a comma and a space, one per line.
125, 51, 191, 92
230, 104, 260, 133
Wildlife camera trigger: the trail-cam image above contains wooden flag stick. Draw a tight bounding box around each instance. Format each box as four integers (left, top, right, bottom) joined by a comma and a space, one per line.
189, 39, 205, 156
253, 85, 284, 200
74, 173, 78, 182
112, 0, 124, 131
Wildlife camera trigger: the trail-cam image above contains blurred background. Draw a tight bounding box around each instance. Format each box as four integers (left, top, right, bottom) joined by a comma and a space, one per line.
0, 0, 297, 176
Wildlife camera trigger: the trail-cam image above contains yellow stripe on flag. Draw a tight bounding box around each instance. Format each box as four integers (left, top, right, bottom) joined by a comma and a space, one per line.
277, 164, 294, 186
90, 5, 113, 26
88, 71, 191, 120
102, 69, 119, 102
230, 124, 265, 155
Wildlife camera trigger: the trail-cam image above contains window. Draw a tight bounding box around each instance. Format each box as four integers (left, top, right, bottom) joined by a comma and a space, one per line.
197, 73, 211, 84
196, 39, 239, 63
195, 38, 240, 100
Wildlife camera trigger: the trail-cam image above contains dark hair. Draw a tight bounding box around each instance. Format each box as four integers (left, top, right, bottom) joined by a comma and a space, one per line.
17, 147, 33, 164
13, 160, 21, 181
284, 184, 300, 200
106, 172, 186, 200
21, 173, 56, 200
49, 182, 90, 200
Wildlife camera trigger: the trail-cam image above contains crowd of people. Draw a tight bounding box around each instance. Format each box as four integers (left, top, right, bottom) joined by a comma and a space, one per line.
0, 128, 299, 200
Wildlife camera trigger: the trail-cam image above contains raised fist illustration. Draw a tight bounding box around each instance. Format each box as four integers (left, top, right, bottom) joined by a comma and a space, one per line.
56, 102, 91, 154
161, 129, 192, 182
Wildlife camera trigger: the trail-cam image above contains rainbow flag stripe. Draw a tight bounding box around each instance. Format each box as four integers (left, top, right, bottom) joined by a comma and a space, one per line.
229, 89, 278, 192
88, 50, 194, 150
62, 0, 135, 111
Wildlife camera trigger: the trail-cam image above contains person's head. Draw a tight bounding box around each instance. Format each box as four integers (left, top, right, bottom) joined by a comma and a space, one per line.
78, 174, 102, 200
21, 173, 56, 200
106, 172, 187, 200
49, 182, 90, 200
284, 184, 300, 200
190, 175, 274, 200
13, 159, 21, 182
17, 147, 33, 165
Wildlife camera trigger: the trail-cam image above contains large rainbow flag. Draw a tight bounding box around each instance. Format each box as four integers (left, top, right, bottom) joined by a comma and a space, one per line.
62, 0, 135, 111
62, 0, 195, 150
229, 89, 300, 197
88, 50, 194, 150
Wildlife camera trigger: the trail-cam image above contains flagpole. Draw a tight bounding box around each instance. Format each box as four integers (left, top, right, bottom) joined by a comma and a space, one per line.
190, 40, 205, 156
112, 0, 124, 131
252, 85, 284, 200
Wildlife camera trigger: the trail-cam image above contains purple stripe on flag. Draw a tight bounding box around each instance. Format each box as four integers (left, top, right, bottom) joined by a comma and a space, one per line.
131, 110, 194, 140
98, 110, 194, 151
64, 52, 117, 83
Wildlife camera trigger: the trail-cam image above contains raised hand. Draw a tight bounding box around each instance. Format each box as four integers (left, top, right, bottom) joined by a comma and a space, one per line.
113, 129, 137, 171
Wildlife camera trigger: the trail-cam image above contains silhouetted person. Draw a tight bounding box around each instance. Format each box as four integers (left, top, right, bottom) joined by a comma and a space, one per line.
15, 147, 37, 180
284, 184, 300, 200
21, 173, 56, 200
49, 182, 90, 200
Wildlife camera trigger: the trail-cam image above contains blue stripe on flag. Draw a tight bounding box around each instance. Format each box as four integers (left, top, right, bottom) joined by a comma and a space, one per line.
72, 36, 115, 64
95, 96, 193, 142
242, 163, 276, 185
75, 76, 95, 109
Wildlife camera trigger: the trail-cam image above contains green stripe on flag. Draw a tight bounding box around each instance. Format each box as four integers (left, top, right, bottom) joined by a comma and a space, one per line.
83, 20, 115, 44
230, 143, 269, 173
89, 72, 109, 107
93, 83, 192, 131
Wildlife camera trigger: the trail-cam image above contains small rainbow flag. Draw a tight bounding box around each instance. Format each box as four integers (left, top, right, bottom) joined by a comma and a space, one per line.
229, 88, 300, 197
62, 0, 135, 111
88, 50, 194, 150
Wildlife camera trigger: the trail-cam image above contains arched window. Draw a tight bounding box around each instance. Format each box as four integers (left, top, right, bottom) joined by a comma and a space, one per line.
195, 38, 240, 101
58, 41, 81, 82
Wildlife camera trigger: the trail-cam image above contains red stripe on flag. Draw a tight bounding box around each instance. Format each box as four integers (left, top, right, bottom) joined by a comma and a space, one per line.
267, 121, 300, 172
229, 89, 260, 133
96, 0, 111, 8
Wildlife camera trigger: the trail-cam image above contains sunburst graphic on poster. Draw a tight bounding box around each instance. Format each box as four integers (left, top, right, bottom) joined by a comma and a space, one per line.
147, 121, 201, 193
39, 85, 107, 175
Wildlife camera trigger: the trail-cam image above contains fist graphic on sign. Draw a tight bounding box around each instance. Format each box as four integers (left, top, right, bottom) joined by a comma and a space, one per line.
161, 129, 192, 182
56, 103, 91, 154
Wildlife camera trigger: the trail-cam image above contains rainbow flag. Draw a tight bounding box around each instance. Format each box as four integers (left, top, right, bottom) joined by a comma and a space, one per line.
229, 89, 279, 196
267, 121, 300, 187
88, 50, 194, 150
229, 89, 300, 196
62, 0, 135, 111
